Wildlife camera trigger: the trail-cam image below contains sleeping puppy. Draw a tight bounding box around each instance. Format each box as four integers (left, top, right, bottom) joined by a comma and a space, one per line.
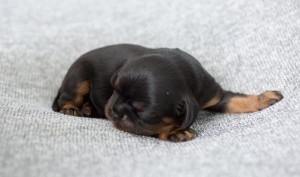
52, 44, 283, 142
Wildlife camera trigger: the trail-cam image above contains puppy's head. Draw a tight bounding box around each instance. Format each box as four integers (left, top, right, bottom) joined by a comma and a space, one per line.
105, 55, 199, 137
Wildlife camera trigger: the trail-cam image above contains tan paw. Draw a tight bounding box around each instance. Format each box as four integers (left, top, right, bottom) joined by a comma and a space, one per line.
60, 108, 81, 116
159, 128, 196, 142
258, 90, 283, 110
60, 104, 81, 116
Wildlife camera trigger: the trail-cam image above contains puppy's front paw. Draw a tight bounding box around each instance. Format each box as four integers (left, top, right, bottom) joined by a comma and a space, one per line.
60, 104, 81, 116
60, 107, 81, 116
159, 128, 196, 142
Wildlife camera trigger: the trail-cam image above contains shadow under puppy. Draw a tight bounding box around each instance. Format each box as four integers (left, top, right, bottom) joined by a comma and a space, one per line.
52, 44, 283, 142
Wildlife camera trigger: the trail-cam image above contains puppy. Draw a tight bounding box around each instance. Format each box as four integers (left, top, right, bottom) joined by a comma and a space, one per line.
52, 44, 283, 142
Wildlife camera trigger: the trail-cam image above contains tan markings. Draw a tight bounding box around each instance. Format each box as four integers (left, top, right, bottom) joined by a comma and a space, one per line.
74, 80, 90, 106
161, 117, 180, 133
158, 125, 178, 136
226, 95, 257, 113
157, 117, 180, 141
176, 133, 185, 141
62, 103, 78, 110
76, 80, 90, 96
163, 117, 176, 124
61, 103, 80, 116
60, 80, 90, 113
226, 91, 283, 113
184, 129, 195, 140
202, 96, 221, 109
167, 129, 196, 142
104, 96, 113, 120
158, 133, 169, 141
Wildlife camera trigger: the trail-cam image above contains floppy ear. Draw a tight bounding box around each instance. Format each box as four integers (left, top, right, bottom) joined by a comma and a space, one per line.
176, 96, 199, 130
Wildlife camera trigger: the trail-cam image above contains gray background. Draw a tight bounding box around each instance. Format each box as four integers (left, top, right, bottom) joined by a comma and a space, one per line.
0, 0, 299, 177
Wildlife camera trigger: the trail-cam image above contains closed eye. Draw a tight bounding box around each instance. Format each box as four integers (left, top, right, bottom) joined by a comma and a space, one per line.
127, 100, 146, 112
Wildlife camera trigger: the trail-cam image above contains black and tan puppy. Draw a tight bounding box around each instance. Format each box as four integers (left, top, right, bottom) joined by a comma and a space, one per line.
52, 44, 283, 142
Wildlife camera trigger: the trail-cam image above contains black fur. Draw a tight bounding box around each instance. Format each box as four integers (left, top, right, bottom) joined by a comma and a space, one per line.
53, 44, 222, 137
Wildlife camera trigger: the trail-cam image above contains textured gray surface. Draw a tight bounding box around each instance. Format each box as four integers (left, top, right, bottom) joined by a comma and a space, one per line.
0, 0, 300, 177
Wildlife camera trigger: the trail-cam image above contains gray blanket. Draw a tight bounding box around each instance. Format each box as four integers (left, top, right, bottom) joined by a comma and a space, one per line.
1, 0, 299, 177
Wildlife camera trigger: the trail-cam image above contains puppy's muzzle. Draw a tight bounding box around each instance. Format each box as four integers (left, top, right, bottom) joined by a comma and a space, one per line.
111, 103, 136, 121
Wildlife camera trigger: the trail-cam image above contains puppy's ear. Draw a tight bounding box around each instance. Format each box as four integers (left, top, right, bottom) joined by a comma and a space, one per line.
176, 96, 199, 130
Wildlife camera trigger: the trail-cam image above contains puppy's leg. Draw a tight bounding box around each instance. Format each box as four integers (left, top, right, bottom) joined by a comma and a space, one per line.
202, 90, 283, 113
54, 80, 91, 116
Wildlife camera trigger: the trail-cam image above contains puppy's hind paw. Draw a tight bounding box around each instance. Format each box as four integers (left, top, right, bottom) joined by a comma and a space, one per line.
257, 90, 283, 110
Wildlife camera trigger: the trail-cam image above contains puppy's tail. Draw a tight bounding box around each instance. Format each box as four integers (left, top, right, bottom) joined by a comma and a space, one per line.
52, 90, 61, 112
